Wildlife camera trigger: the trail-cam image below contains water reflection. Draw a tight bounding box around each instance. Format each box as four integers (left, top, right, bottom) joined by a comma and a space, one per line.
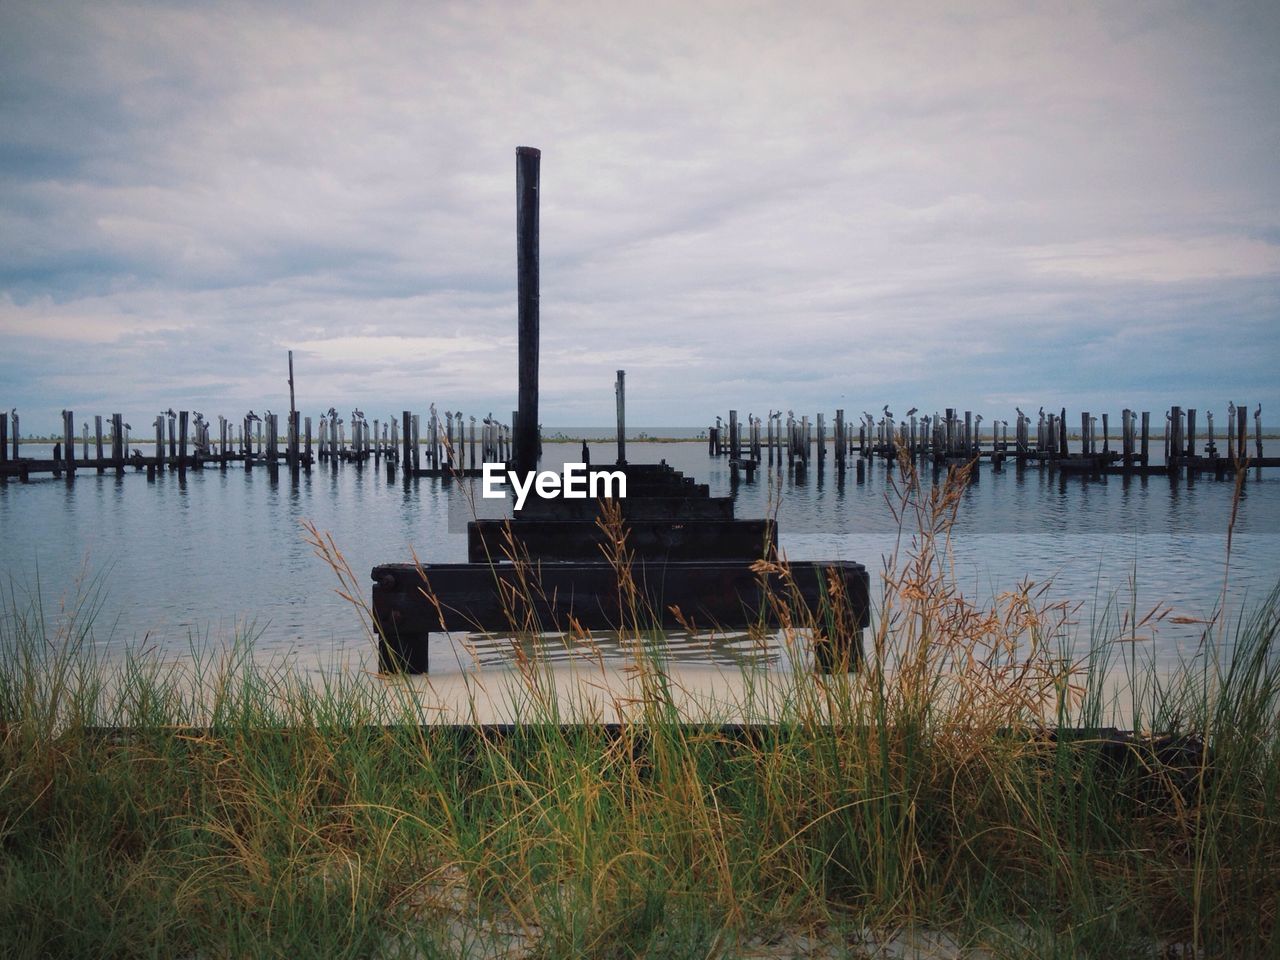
0, 441, 1276, 672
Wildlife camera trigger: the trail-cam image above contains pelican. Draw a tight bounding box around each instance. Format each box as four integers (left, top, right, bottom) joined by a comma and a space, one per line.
905, 407, 918, 418
883, 405, 892, 418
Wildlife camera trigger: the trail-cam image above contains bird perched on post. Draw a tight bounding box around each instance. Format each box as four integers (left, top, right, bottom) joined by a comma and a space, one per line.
906, 407, 918, 418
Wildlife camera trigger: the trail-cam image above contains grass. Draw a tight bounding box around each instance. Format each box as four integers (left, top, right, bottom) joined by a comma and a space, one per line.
0, 461, 1277, 958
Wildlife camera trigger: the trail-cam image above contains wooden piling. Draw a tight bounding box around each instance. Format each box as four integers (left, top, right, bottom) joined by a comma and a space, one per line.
1237, 402, 1248, 461
0, 412, 7, 465
9, 411, 17, 462
94, 416, 104, 473
109, 413, 122, 475
1186, 409, 1196, 459
616, 369, 626, 465
62, 409, 75, 479
834, 410, 845, 472
287, 350, 297, 471
514, 145, 541, 475
729, 409, 739, 462
1255, 405, 1264, 460
305, 416, 312, 471
1140, 412, 1150, 465
178, 411, 188, 477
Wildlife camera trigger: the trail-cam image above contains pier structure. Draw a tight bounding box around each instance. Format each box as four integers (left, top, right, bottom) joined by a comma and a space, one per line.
708, 401, 1272, 481
371, 147, 870, 675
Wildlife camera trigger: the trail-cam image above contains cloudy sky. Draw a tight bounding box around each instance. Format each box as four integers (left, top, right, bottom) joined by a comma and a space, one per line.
2, 1, 1277, 432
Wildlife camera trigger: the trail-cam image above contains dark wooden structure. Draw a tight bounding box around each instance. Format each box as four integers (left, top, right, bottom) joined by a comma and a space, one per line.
372, 147, 870, 675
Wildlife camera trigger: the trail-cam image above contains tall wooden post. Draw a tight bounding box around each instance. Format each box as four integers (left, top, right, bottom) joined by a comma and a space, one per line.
1237, 402, 1248, 461
835, 410, 845, 472
63, 409, 75, 479
0, 412, 7, 465
514, 145, 541, 476
615, 369, 626, 465
178, 411, 188, 477
1140, 412, 1150, 465
287, 351, 297, 468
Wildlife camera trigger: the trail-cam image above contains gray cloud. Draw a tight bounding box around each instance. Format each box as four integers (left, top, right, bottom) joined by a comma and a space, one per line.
1, 0, 1278, 434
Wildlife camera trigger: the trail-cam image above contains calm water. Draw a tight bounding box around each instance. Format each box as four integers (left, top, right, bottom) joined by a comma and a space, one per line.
2, 440, 1277, 673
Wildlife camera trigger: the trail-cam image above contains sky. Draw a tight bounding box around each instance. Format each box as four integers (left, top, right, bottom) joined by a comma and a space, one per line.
2, 0, 1278, 434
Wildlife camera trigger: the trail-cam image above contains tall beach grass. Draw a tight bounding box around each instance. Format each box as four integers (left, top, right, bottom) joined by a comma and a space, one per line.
0, 461, 1276, 958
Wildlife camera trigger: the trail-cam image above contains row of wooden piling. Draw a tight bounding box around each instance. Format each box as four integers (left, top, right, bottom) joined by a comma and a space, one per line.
709, 402, 1272, 479
0, 406, 515, 483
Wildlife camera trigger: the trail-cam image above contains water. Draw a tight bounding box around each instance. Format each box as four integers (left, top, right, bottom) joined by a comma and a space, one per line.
1, 441, 1277, 676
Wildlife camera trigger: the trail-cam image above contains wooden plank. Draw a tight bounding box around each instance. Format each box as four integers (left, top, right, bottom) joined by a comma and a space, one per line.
372, 558, 870, 673
467, 518, 776, 563
518, 495, 736, 520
